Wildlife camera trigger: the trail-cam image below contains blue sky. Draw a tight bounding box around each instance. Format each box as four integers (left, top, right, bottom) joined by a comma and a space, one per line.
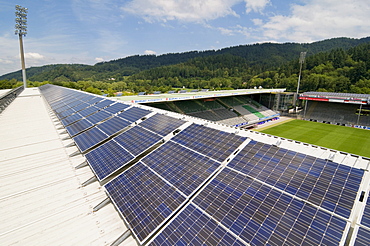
1, 0, 369, 76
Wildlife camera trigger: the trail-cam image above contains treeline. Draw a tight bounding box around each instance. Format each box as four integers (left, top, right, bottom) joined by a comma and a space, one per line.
2, 37, 369, 82
0, 37, 369, 95
123, 42, 370, 94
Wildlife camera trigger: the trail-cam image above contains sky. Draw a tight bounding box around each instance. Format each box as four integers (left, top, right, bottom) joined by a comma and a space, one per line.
1, 0, 369, 76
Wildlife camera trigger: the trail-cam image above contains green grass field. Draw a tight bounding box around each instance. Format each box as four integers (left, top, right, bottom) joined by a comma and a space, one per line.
260, 120, 370, 158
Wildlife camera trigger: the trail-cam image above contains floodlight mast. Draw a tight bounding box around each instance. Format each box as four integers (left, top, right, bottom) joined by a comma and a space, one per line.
15, 5, 28, 88
295, 51, 306, 113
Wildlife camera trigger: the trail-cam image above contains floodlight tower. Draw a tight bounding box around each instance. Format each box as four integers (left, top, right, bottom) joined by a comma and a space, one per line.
15, 5, 28, 88
295, 51, 306, 113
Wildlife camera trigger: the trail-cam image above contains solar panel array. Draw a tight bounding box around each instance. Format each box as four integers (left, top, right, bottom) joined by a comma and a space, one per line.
39, 84, 370, 246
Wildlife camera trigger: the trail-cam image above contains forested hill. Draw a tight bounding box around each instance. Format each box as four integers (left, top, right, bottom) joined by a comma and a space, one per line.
1, 36, 369, 82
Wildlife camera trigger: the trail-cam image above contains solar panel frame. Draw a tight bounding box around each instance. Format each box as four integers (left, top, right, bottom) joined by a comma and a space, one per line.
189, 167, 349, 246
117, 107, 151, 122
360, 195, 370, 228
103, 103, 130, 114
73, 127, 109, 152
84, 110, 112, 125
61, 113, 83, 126
105, 162, 188, 244
78, 106, 100, 118
141, 141, 221, 197
354, 227, 370, 246
139, 114, 186, 137
85, 139, 135, 181
66, 119, 94, 137
148, 203, 246, 246
171, 124, 247, 162
97, 116, 131, 136
93, 99, 114, 109
113, 126, 163, 157
227, 141, 363, 219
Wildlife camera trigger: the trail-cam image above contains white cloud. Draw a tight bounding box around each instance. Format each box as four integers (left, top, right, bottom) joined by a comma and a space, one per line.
25, 53, 45, 60
95, 57, 104, 62
0, 59, 14, 64
258, 0, 370, 42
144, 50, 157, 55
244, 0, 270, 14
122, 0, 240, 22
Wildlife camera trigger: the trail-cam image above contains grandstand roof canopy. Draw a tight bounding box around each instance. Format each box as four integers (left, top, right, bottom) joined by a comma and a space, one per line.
117, 88, 286, 103
300, 91, 370, 105
2, 86, 370, 246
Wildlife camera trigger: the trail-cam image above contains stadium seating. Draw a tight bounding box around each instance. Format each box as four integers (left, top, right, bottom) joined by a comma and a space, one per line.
303, 101, 370, 126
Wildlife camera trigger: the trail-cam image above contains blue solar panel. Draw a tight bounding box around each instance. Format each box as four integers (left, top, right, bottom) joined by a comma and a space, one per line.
142, 141, 221, 196
227, 140, 363, 218
86, 97, 104, 105
361, 196, 370, 227
58, 102, 90, 119
84, 110, 112, 125
148, 204, 245, 246
58, 108, 77, 119
73, 127, 108, 152
105, 162, 187, 243
354, 227, 370, 246
61, 113, 83, 126
97, 116, 131, 136
78, 106, 100, 118
117, 107, 151, 122
85, 140, 135, 181
94, 99, 114, 109
171, 124, 247, 162
113, 126, 162, 156
192, 167, 348, 246
139, 114, 185, 136
66, 119, 93, 137
103, 103, 130, 114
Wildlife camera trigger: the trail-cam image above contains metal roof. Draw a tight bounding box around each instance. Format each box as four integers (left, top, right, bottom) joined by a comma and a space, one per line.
1, 87, 370, 246
0, 88, 137, 246
116, 88, 286, 104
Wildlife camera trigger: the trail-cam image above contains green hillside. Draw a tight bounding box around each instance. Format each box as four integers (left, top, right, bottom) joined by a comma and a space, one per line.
0, 37, 369, 95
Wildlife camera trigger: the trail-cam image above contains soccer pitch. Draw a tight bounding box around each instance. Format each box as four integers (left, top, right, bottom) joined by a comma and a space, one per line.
259, 120, 370, 158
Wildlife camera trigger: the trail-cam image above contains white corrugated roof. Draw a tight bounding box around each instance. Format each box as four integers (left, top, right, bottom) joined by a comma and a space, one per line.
0, 88, 137, 246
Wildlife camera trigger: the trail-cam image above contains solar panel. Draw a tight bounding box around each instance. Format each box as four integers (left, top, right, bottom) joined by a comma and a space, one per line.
85, 97, 104, 105
139, 114, 185, 136
148, 204, 245, 246
117, 107, 151, 122
105, 162, 187, 244
73, 127, 108, 152
104, 103, 130, 114
84, 110, 112, 125
94, 99, 114, 109
85, 140, 135, 181
97, 116, 131, 136
354, 227, 370, 246
191, 167, 348, 245
61, 113, 83, 126
113, 126, 162, 156
66, 119, 93, 137
227, 140, 363, 218
360, 196, 370, 227
78, 106, 100, 118
171, 124, 247, 162
141, 141, 221, 196
58, 102, 91, 119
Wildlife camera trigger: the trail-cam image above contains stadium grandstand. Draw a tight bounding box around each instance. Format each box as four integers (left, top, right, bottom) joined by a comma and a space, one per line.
117, 89, 281, 128
1, 85, 370, 246
300, 92, 370, 128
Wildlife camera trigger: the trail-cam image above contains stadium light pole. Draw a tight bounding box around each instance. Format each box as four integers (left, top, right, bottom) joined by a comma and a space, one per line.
15, 5, 28, 89
295, 51, 306, 113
